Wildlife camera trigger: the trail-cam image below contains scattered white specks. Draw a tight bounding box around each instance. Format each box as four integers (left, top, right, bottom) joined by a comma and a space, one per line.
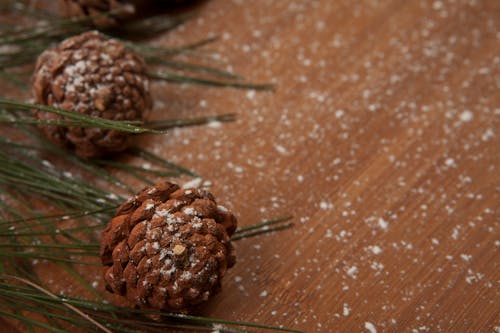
368, 245, 382, 255
370, 261, 384, 271
335, 109, 345, 118
226, 162, 244, 173
182, 178, 203, 189
160, 265, 176, 277
208, 120, 222, 128
432, 1, 443, 10
180, 271, 192, 281
368, 104, 378, 112
460, 254, 472, 262
364, 321, 377, 333
346, 266, 358, 279
246, 90, 256, 99
378, 218, 389, 230
217, 205, 228, 213
259, 290, 268, 297
465, 269, 484, 284
302, 58, 312, 66
343, 303, 350, 316
444, 158, 456, 167
275, 144, 288, 155
459, 110, 473, 122
320, 201, 334, 210
481, 128, 494, 141
211, 324, 224, 333
297, 175, 304, 182
183, 207, 198, 216
42, 160, 53, 168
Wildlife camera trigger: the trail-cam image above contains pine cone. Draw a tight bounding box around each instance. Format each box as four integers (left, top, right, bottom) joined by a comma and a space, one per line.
100, 182, 237, 312
60, 0, 189, 27
31, 31, 151, 158
61, 0, 136, 27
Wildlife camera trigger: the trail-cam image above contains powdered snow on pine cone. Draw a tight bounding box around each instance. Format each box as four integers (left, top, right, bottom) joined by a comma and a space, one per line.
100, 182, 237, 312
31, 31, 151, 158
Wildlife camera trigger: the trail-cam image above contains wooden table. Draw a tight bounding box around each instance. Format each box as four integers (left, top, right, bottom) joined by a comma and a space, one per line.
3, 0, 500, 332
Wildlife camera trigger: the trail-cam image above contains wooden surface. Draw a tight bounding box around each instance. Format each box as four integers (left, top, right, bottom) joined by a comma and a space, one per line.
4, 0, 500, 332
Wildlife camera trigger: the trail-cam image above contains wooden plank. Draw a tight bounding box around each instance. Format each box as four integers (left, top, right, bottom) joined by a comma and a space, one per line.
1, 0, 498, 332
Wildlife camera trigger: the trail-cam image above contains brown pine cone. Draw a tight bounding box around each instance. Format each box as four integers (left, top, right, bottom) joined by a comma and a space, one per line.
60, 0, 189, 27
60, 0, 136, 27
31, 31, 151, 158
100, 182, 237, 313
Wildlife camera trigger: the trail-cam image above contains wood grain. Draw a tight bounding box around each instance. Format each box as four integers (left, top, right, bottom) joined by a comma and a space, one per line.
2, 0, 499, 332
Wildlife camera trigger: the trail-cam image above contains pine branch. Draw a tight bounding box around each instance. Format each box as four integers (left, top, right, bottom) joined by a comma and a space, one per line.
0, 277, 305, 333
0, 4, 300, 333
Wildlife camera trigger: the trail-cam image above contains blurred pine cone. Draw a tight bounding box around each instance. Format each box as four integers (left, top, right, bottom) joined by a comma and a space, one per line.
60, 0, 188, 27
100, 182, 237, 312
61, 0, 136, 27
31, 31, 151, 158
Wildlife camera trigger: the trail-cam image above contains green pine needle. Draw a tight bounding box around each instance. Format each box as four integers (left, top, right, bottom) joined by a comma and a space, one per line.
0, 97, 161, 134
144, 113, 236, 130
150, 72, 274, 91
0, 276, 305, 333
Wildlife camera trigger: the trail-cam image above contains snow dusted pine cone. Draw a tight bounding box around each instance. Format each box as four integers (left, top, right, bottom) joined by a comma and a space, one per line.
100, 182, 237, 312
31, 31, 151, 158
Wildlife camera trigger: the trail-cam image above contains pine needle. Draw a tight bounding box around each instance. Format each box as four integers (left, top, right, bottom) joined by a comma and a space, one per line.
1, 275, 113, 333
232, 216, 295, 241
150, 72, 274, 91
0, 97, 161, 134
144, 113, 236, 130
